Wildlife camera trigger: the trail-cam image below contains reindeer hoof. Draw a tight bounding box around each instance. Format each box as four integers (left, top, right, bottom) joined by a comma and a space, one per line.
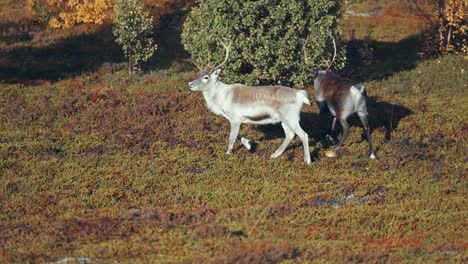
369, 153, 376, 159
226, 149, 233, 155
241, 138, 251, 150
270, 152, 281, 159
326, 135, 336, 145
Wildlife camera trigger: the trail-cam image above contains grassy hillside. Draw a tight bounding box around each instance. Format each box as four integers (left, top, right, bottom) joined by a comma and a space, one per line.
1, 0, 467, 263
1, 53, 466, 263
342, 0, 429, 42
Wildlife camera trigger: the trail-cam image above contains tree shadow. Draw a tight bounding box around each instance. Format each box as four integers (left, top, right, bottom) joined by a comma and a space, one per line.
0, 24, 123, 83
341, 33, 423, 82
366, 96, 412, 141
146, 1, 196, 72
0, 1, 196, 83
0, 22, 36, 44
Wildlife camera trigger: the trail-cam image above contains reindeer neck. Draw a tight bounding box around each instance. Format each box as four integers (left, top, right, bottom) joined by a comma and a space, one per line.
202, 81, 231, 115
203, 81, 230, 97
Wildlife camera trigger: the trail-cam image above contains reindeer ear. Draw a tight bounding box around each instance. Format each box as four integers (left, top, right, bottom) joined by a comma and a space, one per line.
214, 68, 222, 75
313, 70, 319, 79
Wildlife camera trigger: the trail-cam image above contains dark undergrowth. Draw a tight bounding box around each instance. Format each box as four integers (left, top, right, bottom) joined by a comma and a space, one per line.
0, 0, 467, 263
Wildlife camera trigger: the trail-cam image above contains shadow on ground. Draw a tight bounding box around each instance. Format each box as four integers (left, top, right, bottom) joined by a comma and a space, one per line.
0, 3, 194, 83
250, 33, 420, 155
342, 33, 423, 82
0, 24, 123, 83
255, 97, 412, 152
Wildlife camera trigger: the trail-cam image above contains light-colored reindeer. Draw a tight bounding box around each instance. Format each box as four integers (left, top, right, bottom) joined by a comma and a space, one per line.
188, 40, 312, 164
307, 32, 376, 159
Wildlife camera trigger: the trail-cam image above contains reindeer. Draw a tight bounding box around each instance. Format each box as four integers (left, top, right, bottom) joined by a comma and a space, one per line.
188, 40, 312, 164
306, 32, 376, 159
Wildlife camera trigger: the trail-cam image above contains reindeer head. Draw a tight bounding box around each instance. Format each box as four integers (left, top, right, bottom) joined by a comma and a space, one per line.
188, 40, 231, 92
313, 70, 328, 90
188, 69, 221, 91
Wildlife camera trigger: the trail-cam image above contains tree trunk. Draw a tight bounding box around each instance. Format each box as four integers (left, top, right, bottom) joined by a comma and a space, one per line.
446, 26, 452, 52
128, 47, 133, 74
437, 0, 446, 53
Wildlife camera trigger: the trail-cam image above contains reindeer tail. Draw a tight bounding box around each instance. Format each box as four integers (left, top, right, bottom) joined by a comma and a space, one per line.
355, 84, 370, 108
297, 90, 311, 105
360, 86, 368, 98
353, 84, 367, 97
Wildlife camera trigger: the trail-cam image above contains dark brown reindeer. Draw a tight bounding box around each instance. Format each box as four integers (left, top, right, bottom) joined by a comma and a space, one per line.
307, 32, 376, 159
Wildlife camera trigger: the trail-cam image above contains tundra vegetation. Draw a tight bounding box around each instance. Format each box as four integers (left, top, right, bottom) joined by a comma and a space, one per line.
0, 0, 467, 262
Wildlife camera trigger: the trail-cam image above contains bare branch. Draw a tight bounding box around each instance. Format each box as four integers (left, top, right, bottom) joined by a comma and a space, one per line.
407, 0, 435, 26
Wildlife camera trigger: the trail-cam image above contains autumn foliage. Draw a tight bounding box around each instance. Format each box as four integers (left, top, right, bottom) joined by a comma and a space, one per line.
437, 0, 467, 54
27, 0, 113, 28
26, 0, 195, 29
408, 0, 467, 55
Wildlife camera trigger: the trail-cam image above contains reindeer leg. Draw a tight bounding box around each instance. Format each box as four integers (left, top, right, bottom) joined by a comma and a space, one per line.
331, 116, 337, 133
327, 116, 337, 145
286, 120, 311, 164
226, 122, 241, 154
237, 134, 252, 150
317, 100, 336, 145
358, 112, 376, 159
335, 117, 349, 149
271, 123, 295, 159
317, 100, 330, 141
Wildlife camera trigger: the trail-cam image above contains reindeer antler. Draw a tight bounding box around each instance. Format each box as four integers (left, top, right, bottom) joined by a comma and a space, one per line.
191, 55, 204, 71
191, 53, 214, 71
303, 32, 336, 71
191, 40, 232, 73
210, 39, 232, 73
325, 30, 337, 72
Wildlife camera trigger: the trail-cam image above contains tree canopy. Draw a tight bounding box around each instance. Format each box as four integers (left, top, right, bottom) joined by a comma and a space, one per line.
182, 0, 347, 86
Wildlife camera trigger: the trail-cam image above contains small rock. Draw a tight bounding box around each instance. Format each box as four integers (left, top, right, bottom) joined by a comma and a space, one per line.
325, 149, 337, 158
